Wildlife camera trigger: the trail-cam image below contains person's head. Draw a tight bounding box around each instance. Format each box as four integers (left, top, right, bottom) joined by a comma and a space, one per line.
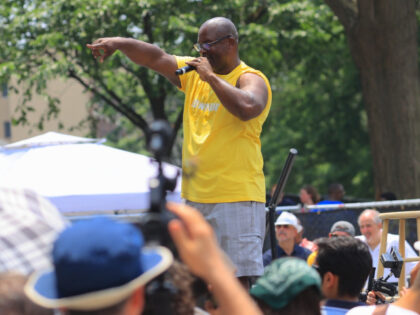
0, 272, 53, 315
380, 192, 397, 201
250, 258, 321, 315
270, 184, 282, 199
0, 187, 68, 276
191, 251, 236, 315
327, 183, 345, 201
299, 185, 320, 205
358, 209, 382, 247
315, 237, 372, 300
24, 218, 173, 315
269, 184, 284, 205
274, 212, 300, 245
329, 221, 355, 238
143, 260, 195, 315
196, 17, 239, 74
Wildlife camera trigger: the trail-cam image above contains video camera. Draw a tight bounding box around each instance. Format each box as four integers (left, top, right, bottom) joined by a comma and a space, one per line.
360, 247, 404, 304
137, 120, 181, 315
380, 248, 404, 279
135, 119, 180, 248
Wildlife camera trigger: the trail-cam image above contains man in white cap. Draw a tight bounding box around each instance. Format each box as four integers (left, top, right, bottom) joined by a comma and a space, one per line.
263, 211, 312, 266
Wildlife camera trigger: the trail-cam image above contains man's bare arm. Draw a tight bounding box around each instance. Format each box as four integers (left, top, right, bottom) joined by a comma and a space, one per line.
86, 37, 181, 87
187, 58, 268, 121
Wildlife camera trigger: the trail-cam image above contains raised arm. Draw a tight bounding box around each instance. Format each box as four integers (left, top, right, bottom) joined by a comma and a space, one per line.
86, 37, 181, 87
186, 57, 268, 121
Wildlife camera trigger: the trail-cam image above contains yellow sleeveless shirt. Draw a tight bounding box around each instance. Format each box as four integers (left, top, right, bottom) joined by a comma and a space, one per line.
176, 56, 272, 203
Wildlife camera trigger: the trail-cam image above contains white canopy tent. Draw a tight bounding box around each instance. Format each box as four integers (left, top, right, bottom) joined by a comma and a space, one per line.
0, 132, 182, 214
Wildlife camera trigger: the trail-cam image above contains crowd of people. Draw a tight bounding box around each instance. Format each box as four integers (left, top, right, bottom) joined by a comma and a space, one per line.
272, 182, 398, 211
1, 186, 420, 315
1, 14, 420, 315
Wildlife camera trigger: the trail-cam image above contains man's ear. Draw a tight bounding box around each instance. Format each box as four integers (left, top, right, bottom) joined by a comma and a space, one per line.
323, 271, 336, 288
126, 286, 145, 315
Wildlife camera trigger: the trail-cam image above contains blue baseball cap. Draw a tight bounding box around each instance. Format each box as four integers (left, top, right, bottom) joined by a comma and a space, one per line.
25, 217, 173, 310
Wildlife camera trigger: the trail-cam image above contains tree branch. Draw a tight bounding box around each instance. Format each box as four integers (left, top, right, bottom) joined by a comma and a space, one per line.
121, 63, 167, 120
324, 0, 358, 31
245, 1, 269, 24
45, 49, 150, 133
67, 68, 149, 133
143, 11, 154, 43
44, 40, 170, 145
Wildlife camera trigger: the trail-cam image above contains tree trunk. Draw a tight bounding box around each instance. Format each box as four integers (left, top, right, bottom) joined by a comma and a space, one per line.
325, 0, 420, 199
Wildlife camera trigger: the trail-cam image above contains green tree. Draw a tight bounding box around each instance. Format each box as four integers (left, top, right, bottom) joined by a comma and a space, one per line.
323, 0, 420, 199
0, 0, 280, 158
261, 1, 372, 199
5, 0, 413, 200
0, 0, 194, 155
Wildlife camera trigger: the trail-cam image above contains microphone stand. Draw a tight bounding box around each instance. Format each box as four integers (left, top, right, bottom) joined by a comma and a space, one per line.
267, 148, 298, 259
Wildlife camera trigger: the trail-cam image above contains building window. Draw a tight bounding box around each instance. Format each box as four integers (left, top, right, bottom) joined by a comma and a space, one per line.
4, 121, 11, 138
2, 83, 7, 98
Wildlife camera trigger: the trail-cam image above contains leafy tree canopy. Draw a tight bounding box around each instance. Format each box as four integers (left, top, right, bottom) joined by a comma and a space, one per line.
0, 0, 373, 198
261, 1, 372, 199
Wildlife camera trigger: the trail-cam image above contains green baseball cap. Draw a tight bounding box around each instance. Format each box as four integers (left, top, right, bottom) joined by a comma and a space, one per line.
250, 257, 321, 310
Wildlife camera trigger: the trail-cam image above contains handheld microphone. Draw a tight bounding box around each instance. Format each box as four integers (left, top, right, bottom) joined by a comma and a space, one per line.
175, 65, 195, 76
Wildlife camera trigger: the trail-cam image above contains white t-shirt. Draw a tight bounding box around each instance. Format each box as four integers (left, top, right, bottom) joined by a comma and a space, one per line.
356, 233, 418, 283
346, 304, 419, 315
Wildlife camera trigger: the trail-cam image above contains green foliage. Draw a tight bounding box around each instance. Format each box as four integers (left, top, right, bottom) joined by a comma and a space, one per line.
0, 0, 374, 198
0, 0, 284, 153
261, 0, 373, 199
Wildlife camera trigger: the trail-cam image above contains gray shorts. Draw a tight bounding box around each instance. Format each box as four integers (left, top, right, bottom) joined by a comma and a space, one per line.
186, 200, 265, 277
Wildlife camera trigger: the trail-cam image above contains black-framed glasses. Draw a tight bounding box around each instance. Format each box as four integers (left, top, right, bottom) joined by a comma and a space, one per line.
194, 35, 232, 52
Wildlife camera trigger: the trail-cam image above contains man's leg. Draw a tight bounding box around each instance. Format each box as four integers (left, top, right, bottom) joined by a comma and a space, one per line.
185, 200, 266, 284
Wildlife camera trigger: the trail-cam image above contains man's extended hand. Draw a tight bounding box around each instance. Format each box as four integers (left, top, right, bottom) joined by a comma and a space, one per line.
86, 37, 120, 63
